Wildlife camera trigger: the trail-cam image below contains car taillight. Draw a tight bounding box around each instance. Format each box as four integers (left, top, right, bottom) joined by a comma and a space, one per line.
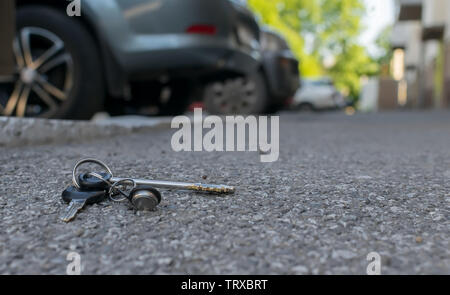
186, 25, 217, 35
284, 96, 294, 106
189, 101, 204, 111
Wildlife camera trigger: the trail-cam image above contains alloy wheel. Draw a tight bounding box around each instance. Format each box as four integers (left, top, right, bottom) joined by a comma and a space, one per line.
207, 78, 258, 114
0, 27, 74, 118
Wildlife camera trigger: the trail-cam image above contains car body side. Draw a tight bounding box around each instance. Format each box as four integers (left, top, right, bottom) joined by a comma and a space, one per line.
294, 79, 342, 110
17, 0, 264, 99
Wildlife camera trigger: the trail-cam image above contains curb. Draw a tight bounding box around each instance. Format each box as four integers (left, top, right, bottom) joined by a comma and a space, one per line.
0, 116, 173, 148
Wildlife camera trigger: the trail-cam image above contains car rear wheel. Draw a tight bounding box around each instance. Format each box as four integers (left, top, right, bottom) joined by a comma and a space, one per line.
0, 6, 104, 119
203, 72, 269, 115
298, 102, 315, 112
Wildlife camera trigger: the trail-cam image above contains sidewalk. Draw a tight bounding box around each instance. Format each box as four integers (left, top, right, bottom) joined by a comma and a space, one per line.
0, 115, 172, 147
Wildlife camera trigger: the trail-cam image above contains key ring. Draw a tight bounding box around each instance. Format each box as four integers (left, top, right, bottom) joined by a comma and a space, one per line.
82, 171, 136, 202
86, 171, 113, 187
108, 178, 137, 202
72, 158, 114, 189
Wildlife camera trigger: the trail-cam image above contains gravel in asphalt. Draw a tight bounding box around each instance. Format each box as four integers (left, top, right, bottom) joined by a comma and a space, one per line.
0, 111, 449, 274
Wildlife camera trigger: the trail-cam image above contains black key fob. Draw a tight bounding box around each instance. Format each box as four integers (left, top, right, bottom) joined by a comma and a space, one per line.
78, 172, 112, 190
62, 185, 107, 205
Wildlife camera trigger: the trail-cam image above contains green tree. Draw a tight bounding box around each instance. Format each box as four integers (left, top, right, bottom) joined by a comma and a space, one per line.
329, 44, 378, 99
375, 25, 393, 63
248, 0, 378, 99
247, 0, 323, 76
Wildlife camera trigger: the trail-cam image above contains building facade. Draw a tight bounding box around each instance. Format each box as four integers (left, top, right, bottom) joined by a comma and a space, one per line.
394, 0, 450, 109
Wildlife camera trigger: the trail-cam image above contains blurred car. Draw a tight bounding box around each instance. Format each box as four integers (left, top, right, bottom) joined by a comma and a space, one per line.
259, 28, 300, 112
203, 25, 300, 115
0, 0, 263, 119
293, 78, 344, 111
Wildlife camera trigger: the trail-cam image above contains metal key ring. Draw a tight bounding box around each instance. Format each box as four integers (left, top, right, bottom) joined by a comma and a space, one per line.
86, 171, 113, 186
108, 178, 136, 202
72, 158, 114, 189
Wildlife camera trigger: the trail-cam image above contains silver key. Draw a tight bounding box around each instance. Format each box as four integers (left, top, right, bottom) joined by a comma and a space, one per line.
72, 158, 236, 195
110, 177, 235, 194
60, 200, 85, 223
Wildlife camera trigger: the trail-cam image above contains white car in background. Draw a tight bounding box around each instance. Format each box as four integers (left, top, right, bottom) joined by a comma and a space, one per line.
293, 78, 346, 111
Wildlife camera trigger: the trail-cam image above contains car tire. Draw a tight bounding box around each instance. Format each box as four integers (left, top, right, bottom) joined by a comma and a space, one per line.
204, 72, 269, 115
298, 102, 315, 112
0, 6, 104, 119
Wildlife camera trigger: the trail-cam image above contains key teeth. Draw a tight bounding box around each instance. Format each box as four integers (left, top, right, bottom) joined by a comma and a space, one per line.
188, 183, 235, 194
60, 209, 77, 223
60, 216, 73, 223
60, 210, 75, 223
60, 201, 84, 223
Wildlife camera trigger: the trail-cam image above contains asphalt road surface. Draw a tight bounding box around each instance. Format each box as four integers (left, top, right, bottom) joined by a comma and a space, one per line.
0, 111, 449, 274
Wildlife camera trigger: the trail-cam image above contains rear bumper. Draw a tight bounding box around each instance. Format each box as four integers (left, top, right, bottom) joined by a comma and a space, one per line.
82, 0, 261, 91
114, 35, 261, 79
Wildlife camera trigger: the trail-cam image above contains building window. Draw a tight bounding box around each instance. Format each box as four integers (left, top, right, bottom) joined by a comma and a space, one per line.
391, 48, 405, 81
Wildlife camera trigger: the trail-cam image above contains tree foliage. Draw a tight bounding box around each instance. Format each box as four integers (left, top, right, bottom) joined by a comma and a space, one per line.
374, 25, 394, 66
248, 0, 379, 99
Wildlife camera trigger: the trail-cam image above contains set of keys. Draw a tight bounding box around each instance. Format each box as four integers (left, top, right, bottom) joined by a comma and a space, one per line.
60, 158, 236, 222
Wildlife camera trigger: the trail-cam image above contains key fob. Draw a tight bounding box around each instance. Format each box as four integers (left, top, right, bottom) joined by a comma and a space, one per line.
62, 186, 107, 205
78, 172, 112, 190
129, 185, 161, 211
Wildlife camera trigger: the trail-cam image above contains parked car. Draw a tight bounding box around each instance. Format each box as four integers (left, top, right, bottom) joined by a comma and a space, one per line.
0, 0, 263, 119
293, 78, 345, 111
203, 25, 300, 115
259, 28, 300, 113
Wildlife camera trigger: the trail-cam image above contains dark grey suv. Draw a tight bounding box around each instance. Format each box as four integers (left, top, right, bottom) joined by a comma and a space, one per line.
203, 26, 300, 115
0, 0, 262, 119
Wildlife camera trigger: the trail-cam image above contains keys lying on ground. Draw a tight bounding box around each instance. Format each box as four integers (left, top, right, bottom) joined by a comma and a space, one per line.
73, 158, 236, 194
60, 158, 236, 222
60, 186, 107, 222
80, 174, 236, 194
